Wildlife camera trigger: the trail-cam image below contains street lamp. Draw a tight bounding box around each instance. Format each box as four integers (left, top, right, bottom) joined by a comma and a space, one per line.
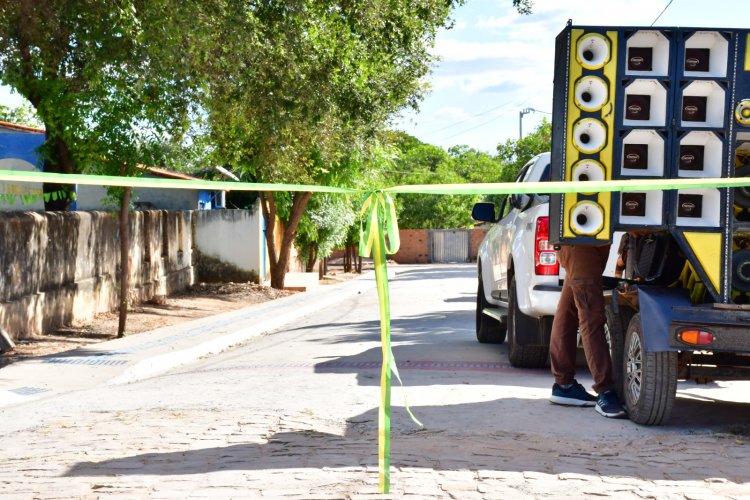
519, 107, 535, 140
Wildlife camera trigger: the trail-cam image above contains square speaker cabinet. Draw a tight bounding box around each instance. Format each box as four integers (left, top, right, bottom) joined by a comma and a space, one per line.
677, 130, 724, 178
625, 30, 671, 77
615, 190, 664, 226
674, 188, 721, 227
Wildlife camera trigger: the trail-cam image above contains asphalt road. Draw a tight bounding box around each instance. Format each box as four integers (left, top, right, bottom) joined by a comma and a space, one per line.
2, 263, 750, 498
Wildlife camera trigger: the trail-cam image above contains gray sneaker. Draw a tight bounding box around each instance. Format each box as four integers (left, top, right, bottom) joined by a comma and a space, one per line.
550, 381, 597, 407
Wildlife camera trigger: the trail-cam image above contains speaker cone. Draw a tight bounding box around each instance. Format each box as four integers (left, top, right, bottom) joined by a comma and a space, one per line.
576, 33, 611, 70
735, 99, 750, 126
572, 118, 607, 154
733, 249, 750, 293
685, 48, 711, 72
570, 201, 605, 236
571, 159, 606, 185
623, 144, 649, 169
574, 76, 608, 112
735, 163, 750, 209
682, 95, 707, 122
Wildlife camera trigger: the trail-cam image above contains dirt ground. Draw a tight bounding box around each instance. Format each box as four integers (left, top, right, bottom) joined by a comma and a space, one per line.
0, 265, 364, 368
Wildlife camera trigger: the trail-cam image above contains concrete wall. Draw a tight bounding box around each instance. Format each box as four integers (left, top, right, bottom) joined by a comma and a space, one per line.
192, 200, 267, 283
0, 210, 194, 339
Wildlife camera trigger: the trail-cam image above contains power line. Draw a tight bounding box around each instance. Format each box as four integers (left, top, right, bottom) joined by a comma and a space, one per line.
651, 0, 675, 26
421, 99, 518, 137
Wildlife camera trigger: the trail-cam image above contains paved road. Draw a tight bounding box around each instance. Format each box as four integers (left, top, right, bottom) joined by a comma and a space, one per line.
1, 264, 750, 499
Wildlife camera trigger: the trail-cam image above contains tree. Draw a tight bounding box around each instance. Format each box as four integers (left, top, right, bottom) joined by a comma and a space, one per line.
0, 1, 211, 335
206, 0, 464, 289
296, 194, 355, 274
382, 132, 506, 229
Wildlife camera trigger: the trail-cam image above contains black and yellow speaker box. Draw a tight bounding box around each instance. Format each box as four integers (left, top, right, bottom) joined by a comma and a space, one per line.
550, 25, 618, 244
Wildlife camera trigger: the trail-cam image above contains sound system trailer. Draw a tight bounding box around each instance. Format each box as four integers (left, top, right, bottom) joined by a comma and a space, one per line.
549, 22, 750, 425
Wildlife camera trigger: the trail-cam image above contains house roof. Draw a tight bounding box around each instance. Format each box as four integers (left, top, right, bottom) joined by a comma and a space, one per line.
143, 165, 203, 181
0, 120, 45, 134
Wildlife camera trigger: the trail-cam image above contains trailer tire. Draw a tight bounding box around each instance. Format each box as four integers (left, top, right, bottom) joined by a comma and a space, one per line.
508, 275, 548, 368
476, 275, 507, 344
623, 313, 677, 425
605, 304, 635, 402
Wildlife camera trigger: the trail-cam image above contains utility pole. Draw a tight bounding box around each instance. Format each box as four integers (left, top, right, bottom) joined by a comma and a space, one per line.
519, 107, 534, 140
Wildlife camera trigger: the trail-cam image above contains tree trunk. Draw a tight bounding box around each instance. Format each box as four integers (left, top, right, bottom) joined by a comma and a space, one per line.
306, 245, 317, 273
260, 191, 313, 289
357, 255, 362, 273
343, 245, 350, 273
117, 181, 132, 338
42, 135, 77, 211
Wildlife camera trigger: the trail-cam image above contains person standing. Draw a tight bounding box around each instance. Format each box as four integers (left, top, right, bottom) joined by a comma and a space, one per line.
548, 244, 627, 418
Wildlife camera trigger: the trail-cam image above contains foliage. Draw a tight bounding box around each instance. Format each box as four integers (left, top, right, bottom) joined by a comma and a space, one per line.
296, 194, 356, 271
383, 131, 505, 229
0, 102, 43, 128
200, 0, 464, 287
496, 118, 552, 180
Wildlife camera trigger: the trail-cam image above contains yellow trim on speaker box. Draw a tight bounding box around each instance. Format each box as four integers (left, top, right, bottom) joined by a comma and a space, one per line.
745, 33, 750, 71
683, 231, 722, 294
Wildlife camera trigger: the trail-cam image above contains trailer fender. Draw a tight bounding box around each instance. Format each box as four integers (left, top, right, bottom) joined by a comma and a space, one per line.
637, 286, 692, 352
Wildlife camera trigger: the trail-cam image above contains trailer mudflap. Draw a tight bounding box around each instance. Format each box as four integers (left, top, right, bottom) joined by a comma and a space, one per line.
669, 304, 750, 353
637, 286, 692, 352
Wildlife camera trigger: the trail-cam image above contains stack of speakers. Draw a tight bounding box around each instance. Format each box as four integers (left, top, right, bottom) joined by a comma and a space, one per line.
550, 23, 749, 303
550, 27, 618, 244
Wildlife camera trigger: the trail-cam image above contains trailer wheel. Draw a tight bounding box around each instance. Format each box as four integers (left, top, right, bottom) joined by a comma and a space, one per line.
476, 275, 507, 344
508, 275, 548, 368
623, 313, 677, 425
605, 304, 635, 402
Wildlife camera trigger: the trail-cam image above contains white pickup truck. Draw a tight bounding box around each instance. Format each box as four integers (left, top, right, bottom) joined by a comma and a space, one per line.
471, 152, 561, 368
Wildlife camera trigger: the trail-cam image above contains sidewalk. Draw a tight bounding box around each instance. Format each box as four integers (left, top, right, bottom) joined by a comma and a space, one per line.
0, 271, 377, 409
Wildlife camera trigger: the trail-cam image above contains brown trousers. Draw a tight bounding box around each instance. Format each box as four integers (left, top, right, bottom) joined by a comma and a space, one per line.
550, 244, 613, 394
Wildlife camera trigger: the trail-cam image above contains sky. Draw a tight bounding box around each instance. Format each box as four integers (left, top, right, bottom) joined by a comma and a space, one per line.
393, 0, 750, 153
1, 0, 748, 153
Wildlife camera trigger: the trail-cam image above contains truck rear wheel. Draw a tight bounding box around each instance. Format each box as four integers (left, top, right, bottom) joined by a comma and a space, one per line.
507, 275, 548, 368
476, 276, 507, 344
605, 304, 635, 402
623, 313, 677, 425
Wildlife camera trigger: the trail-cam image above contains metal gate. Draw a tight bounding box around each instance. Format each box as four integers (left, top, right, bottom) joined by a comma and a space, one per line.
429, 229, 470, 263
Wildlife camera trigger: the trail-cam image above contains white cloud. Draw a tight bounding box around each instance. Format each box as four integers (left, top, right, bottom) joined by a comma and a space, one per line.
434, 38, 548, 62
433, 106, 472, 122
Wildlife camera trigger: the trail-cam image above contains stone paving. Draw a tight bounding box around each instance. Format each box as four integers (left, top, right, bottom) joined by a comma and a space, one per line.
2, 405, 750, 499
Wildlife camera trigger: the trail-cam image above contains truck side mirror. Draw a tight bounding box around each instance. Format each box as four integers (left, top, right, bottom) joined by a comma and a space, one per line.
471, 202, 497, 222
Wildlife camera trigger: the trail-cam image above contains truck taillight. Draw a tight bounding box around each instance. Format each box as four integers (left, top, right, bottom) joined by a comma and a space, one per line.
535, 217, 559, 276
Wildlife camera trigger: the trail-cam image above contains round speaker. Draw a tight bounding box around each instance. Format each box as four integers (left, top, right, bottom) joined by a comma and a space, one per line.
576, 33, 611, 70
735, 99, 750, 126
571, 159, 606, 192
569, 200, 605, 236
732, 249, 750, 293
572, 118, 607, 154
734, 164, 750, 209
574, 76, 609, 112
